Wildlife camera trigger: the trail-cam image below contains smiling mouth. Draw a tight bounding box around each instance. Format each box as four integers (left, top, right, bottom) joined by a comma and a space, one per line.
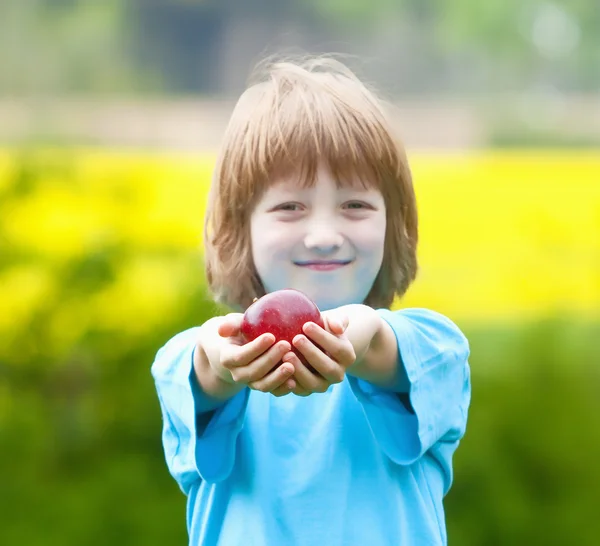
294, 260, 353, 271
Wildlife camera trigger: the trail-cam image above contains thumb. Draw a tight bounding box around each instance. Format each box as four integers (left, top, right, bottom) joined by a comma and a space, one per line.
217, 313, 244, 338
324, 312, 349, 335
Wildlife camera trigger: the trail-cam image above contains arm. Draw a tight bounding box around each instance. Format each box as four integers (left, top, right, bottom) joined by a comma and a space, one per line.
283, 304, 470, 480
151, 314, 299, 490
193, 316, 245, 407
346, 307, 471, 480
151, 325, 251, 490
342, 304, 409, 392
283, 303, 408, 395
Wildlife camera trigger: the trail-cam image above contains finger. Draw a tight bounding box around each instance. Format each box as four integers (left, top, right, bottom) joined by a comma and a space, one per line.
222, 333, 278, 370
248, 362, 295, 393
291, 336, 346, 384
271, 377, 297, 397
299, 324, 355, 370
321, 314, 349, 335
291, 385, 311, 397
293, 391, 311, 397
283, 351, 331, 393
303, 321, 346, 354
340, 314, 349, 331
217, 313, 244, 338
228, 340, 291, 383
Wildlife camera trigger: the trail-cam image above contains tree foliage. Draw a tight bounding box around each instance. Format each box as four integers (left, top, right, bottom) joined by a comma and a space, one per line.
2, 0, 597, 95
1, 149, 599, 544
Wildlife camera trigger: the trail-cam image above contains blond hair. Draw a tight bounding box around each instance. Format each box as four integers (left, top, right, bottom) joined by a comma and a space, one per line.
204, 55, 418, 311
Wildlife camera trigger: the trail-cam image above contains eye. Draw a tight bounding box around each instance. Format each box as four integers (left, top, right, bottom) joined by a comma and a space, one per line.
274, 202, 303, 212
343, 201, 370, 210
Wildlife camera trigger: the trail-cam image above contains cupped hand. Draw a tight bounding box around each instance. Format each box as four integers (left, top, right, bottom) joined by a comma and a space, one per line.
283, 312, 356, 396
216, 313, 297, 397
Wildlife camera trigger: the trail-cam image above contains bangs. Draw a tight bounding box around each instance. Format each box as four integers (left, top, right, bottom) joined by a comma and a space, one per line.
221, 60, 402, 206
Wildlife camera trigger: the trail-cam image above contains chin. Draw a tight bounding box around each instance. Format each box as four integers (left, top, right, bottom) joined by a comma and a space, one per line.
262, 274, 372, 310
310, 290, 368, 311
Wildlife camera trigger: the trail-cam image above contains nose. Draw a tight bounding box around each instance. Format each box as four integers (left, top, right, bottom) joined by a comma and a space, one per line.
303, 222, 344, 254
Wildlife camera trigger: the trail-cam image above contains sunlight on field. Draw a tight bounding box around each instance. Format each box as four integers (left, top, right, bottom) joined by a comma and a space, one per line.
405, 151, 600, 322
1, 149, 598, 327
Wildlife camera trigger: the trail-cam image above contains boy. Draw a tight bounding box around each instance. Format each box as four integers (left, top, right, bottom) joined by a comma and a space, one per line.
152, 55, 471, 545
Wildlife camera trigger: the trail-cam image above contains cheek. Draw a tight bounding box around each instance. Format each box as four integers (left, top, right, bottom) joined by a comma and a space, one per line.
250, 220, 296, 294
250, 219, 269, 267
355, 217, 386, 257
250, 218, 294, 266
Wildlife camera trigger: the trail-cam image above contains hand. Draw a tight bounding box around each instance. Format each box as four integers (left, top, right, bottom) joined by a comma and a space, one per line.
283, 311, 356, 396
215, 313, 297, 397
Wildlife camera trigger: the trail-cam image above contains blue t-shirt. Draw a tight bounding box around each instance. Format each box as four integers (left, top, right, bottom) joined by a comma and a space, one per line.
151, 308, 471, 546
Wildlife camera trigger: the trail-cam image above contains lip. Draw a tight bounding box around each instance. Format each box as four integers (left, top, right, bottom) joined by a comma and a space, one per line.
294, 260, 353, 271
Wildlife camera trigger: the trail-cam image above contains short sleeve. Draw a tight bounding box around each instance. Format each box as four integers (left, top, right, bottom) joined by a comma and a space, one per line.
347, 308, 471, 471
151, 328, 250, 492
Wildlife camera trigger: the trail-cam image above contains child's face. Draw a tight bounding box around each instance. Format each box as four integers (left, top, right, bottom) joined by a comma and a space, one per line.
249, 163, 386, 311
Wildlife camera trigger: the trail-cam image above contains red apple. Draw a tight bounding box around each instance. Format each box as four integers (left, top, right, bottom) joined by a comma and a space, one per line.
241, 288, 325, 373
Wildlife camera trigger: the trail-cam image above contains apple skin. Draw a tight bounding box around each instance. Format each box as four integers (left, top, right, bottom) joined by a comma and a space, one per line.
241, 289, 325, 373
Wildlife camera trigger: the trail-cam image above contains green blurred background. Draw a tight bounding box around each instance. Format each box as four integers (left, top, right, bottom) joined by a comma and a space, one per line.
1, 1, 599, 545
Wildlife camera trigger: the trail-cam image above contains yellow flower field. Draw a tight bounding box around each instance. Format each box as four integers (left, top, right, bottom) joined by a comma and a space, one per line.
1, 148, 598, 336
